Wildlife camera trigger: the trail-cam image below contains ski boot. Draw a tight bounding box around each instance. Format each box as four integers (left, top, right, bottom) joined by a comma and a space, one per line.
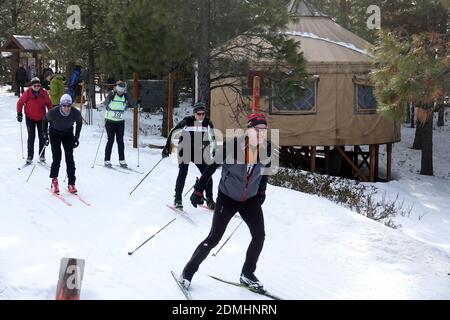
179, 275, 191, 290
68, 184, 78, 194
39, 155, 45, 162
119, 160, 128, 168
26, 156, 33, 165
51, 178, 60, 194
104, 160, 112, 168
174, 194, 183, 209
240, 273, 264, 290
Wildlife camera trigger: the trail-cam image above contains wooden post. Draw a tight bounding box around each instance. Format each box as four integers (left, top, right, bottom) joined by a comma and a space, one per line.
369, 144, 376, 182
55, 258, 85, 300
133, 73, 140, 149
167, 71, 175, 136
310, 146, 316, 172
335, 146, 369, 182
252, 76, 260, 113
375, 144, 379, 181
12, 52, 19, 94
324, 146, 330, 174
386, 143, 392, 181
353, 145, 358, 177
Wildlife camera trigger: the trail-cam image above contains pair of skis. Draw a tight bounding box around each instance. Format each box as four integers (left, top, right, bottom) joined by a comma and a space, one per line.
171, 271, 282, 300
18, 161, 51, 171
46, 188, 91, 207
96, 164, 144, 175
166, 205, 196, 225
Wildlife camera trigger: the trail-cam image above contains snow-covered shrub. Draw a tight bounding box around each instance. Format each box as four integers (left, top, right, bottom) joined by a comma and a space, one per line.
269, 168, 412, 229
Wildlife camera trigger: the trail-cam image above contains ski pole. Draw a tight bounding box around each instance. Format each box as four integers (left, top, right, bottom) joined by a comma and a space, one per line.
184, 183, 195, 197
20, 122, 24, 159
128, 217, 176, 256
91, 126, 105, 168
212, 220, 244, 257
129, 157, 164, 195
26, 146, 47, 183
184, 177, 212, 198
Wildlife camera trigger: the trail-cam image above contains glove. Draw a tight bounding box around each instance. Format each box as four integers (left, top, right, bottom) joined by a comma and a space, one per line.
162, 145, 171, 158
73, 136, 79, 149
43, 133, 49, 146
258, 191, 266, 205
190, 190, 204, 208
17, 112, 23, 122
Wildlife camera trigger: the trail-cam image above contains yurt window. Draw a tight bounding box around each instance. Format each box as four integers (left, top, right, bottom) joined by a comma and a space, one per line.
355, 84, 378, 114
270, 80, 317, 115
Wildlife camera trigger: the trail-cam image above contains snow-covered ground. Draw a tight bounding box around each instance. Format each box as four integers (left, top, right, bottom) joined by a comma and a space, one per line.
0, 86, 449, 300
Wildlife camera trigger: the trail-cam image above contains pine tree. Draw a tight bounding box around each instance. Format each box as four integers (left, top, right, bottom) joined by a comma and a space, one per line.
371, 31, 449, 176
112, 0, 308, 115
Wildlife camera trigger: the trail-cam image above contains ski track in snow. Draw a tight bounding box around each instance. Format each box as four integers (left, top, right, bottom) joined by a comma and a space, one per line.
0, 86, 450, 299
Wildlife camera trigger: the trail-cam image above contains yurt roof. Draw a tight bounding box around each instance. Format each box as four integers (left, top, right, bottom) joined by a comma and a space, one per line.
285, 17, 373, 64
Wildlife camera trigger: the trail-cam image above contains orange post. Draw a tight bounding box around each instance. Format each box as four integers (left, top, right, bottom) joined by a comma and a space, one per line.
252, 76, 261, 113
55, 258, 85, 300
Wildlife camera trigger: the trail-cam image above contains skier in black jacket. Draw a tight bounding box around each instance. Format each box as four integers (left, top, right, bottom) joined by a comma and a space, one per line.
178, 113, 273, 291
162, 102, 216, 210
15, 64, 28, 96
43, 94, 82, 194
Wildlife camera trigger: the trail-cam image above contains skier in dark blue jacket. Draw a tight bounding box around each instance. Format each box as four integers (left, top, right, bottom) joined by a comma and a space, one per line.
178, 113, 274, 291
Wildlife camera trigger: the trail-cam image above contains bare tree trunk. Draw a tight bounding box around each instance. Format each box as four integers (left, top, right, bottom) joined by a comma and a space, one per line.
410, 102, 415, 128
197, 0, 211, 114
412, 122, 423, 149
11, 0, 18, 33
437, 104, 445, 127
86, 0, 96, 124
405, 102, 411, 124
339, 0, 350, 29
420, 111, 433, 176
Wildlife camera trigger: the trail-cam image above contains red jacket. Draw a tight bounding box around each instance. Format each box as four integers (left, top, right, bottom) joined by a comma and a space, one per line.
17, 88, 53, 121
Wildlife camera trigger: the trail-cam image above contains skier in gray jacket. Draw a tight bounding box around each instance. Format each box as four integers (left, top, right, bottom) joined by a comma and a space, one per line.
179, 113, 273, 291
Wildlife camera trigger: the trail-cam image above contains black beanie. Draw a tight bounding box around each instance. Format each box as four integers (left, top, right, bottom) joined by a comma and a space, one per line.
193, 102, 206, 113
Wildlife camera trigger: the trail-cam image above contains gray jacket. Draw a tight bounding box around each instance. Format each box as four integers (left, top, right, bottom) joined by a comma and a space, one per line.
195, 136, 272, 202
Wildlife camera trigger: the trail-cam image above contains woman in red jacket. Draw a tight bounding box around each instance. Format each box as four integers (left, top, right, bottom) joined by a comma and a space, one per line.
16, 77, 53, 164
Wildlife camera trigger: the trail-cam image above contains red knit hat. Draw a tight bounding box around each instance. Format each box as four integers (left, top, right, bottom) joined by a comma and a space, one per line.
247, 113, 267, 128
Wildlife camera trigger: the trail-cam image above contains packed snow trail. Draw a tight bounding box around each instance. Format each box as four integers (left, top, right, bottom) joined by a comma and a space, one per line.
1, 87, 450, 299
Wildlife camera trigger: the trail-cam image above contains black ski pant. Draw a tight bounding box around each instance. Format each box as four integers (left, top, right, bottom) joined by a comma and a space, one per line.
25, 117, 45, 160
16, 81, 25, 96
182, 191, 265, 281
104, 120, 125, 161
175, 162, 213, 199
50, 132, 76, 185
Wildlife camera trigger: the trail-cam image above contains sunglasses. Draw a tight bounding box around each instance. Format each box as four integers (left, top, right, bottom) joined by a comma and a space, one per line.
61, 104, 71, 107
32, 84, 41, 88
253, 127, 268, 133
196, 112, 205, 116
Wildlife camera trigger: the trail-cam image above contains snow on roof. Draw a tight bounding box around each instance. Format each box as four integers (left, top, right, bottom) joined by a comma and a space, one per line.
285, 31, 370, 56
12, 35, 49, 51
